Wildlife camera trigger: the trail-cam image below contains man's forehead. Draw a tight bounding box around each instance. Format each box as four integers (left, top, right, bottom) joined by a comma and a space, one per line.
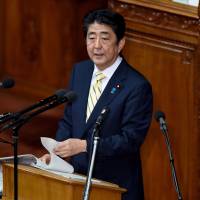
87, 22, 114, 34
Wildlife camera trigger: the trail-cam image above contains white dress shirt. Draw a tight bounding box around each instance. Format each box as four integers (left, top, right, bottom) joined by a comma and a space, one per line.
89, 56, 122, 92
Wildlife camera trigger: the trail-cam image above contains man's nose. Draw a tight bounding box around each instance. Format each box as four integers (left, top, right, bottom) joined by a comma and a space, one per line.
94, 38, 102, 48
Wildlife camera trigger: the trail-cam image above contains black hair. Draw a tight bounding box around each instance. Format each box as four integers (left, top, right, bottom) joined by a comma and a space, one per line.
83, 9, 126, 42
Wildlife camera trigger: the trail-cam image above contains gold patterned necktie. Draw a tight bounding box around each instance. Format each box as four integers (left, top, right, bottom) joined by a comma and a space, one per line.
86, 71, 106, 121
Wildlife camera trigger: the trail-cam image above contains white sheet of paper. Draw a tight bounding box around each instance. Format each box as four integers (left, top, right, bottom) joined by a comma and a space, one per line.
41, 137, 58, 152
38, 137, 74, 173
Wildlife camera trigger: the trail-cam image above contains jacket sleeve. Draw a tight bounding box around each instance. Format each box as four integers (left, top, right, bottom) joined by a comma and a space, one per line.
55, 66, 76, 141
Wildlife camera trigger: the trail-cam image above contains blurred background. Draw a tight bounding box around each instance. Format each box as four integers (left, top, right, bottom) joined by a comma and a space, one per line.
0, 0, 200, 199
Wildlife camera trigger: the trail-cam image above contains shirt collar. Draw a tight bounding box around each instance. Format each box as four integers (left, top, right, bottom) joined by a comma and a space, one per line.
93, 56, 122, 79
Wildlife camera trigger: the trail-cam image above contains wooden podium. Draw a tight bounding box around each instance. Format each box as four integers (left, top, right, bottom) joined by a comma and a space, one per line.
2, 163, 125, 200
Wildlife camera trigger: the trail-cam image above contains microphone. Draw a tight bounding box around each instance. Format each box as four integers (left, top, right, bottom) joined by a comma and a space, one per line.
61, 90, 77, 103
93, 107, 109, 137
154, 110, 183, 200
0, 89, 67, 125
154, 111, 168, 132
96, 107, 109, 125
0, 112, 13, 123
82, 107, 109, 200
0, 91, 77, 132
0, 78, 15, 88
1, 90, 76, 200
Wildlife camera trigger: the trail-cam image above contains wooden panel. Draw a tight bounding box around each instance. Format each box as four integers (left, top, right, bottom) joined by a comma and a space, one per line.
3, 0, 107, 98
118, 0, 199, 18
0, 0, 107, 156
2, 164, 124, 200
124, 31, 193, 200
109, 0, 200, 200
0, 0, 4, 75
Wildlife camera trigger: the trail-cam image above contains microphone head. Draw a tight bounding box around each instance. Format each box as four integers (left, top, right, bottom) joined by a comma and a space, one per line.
64, 91, 77, 103
55, 89, 68, 98
154, 111, 165, 122
101, 107, 109, 115
1, 78, 15, 88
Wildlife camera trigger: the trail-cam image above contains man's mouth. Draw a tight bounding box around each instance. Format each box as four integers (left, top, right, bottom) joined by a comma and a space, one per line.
94, 53, 104, 57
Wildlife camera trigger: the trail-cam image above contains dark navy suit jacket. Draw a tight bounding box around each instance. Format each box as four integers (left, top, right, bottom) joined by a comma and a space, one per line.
56, 59, 153, 200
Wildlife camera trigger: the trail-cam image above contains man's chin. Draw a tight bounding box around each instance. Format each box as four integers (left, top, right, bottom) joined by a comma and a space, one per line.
92, 59, 105, 67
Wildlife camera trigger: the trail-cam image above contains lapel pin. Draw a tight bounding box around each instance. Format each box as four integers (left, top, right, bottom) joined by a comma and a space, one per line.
111, 84, 121, 94
111, 87, 117, 94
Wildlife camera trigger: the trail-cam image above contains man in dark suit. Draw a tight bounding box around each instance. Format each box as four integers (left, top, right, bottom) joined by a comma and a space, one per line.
42, 9, 153, 200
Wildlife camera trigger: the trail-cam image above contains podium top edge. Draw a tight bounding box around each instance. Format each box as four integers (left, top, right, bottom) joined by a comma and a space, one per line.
2, 163, 126, 192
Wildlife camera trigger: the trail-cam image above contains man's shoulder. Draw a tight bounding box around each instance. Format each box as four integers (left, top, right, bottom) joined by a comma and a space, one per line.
122, 60, 151, 88
74, 59, 93, 68
122, 60, 151, 85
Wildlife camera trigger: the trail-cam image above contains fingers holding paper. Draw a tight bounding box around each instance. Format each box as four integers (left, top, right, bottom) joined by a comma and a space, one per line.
54, 138, 87, 158
40, 154, 51, 164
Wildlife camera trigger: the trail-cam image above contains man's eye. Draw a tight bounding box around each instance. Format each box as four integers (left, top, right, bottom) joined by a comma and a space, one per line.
102, 38, 109, 40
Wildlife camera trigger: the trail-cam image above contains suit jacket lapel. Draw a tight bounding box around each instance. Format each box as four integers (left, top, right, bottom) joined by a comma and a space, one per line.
84, 60, 128, 133
74, 61, 94, 137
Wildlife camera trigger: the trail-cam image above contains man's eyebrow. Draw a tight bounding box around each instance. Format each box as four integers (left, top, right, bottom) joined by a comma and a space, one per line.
87, 31, 110, 36
87, 32, 95, 35
100, 32, 109, 35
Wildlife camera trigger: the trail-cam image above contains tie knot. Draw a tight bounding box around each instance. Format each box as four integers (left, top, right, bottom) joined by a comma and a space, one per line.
95, 71, 106, 82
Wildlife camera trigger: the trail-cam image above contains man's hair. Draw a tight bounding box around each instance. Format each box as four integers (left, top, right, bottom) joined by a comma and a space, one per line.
83, 9, 126, 42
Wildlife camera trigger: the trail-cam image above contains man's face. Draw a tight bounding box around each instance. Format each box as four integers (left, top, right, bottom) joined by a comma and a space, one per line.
86, 22, 125, 70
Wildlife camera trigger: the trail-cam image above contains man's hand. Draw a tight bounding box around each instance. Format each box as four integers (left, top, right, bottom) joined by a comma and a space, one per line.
53, 139, 87, 158
40, 154, 51, 164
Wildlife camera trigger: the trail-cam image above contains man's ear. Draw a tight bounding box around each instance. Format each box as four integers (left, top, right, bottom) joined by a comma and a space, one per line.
118, 37, 126, 53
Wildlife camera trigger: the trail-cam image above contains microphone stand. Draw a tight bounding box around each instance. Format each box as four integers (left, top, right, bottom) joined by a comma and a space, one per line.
0, 114, 21, 200
12, 125, 21, 200
159, 123, 183, 200
82, 124, 100, 200
82, 107, 109, 200
1, 97, 71, 200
